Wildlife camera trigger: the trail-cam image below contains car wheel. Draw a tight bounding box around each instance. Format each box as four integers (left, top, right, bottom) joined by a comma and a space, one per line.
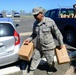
64, 30, 76, 46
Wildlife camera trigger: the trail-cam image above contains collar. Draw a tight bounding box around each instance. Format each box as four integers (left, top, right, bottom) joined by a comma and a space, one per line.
37, 17, 46, 26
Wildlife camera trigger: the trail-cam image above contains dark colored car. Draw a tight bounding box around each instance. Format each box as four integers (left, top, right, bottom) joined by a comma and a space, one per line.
0, 13, 3, 18
45, 8, 76, 46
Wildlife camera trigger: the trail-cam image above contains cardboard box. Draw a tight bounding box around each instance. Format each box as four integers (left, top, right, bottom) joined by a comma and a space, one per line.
18, 42, 34, 61
55, 45, 70, 64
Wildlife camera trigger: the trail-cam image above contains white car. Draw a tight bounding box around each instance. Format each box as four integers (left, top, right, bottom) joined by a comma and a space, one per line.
14, 12, 20, 17
6, 14, 12, 18
0, 18, 22, 66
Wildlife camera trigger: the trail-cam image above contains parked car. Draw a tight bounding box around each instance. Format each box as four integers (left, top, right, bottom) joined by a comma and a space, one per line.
0, 18, 22, 66
6, 13, 12, 18
45, 8, 76, 46
14, 12, 20, 17
0, 13, 3, 18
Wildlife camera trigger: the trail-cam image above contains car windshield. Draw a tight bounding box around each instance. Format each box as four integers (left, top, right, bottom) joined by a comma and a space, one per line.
0, 23, 14, 37
14, 13, 19, 14
0, 14, 2, 15
44, 10, 50, 17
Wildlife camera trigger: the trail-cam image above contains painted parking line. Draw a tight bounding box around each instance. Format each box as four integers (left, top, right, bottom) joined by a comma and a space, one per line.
0, 66, 20, 75
13, 20, 20, 22
20, 32, 32, 36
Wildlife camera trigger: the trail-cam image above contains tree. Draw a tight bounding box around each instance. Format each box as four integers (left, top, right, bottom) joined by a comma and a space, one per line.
1, 10, 7, 17
12, 10, 16, 16
20, 10, 25, 15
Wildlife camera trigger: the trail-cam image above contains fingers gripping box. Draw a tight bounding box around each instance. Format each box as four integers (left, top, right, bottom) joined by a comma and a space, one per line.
18, 42, 34, 61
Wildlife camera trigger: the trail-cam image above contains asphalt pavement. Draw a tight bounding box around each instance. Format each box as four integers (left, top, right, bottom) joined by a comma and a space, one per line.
6, 59, 76, 75
6, 61, 70, 75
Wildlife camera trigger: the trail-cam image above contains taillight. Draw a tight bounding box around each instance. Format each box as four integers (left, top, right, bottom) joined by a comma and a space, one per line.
14, 30, 20, 45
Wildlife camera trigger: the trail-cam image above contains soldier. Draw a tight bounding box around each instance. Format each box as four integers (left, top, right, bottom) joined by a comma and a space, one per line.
24, 7, 64, 75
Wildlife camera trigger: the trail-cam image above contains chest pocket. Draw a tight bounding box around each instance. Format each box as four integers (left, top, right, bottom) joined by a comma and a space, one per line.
42, 27, 53, 44
42, 27, 51, 33
42, 27, 51, 39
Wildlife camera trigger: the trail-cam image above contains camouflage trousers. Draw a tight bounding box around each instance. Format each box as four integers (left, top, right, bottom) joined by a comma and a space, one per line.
30, 48, 55, 70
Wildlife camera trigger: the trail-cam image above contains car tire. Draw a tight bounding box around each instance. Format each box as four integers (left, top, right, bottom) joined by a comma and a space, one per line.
64, 30, 76, 46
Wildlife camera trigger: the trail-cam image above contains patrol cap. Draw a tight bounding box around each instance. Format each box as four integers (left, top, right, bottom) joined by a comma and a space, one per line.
32, 7, 43, 15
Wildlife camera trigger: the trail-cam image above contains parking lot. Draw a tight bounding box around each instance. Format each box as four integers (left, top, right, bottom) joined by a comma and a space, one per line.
0, 16, 76, 75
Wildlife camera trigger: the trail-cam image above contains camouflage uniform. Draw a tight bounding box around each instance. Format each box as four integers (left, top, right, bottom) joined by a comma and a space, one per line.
27, 17, 63, 70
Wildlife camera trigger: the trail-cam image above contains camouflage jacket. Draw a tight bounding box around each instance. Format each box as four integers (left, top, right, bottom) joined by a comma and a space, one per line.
28, 17, 63, 50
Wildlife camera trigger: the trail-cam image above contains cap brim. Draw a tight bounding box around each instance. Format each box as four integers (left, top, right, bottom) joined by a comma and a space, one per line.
32, 11, 39, 15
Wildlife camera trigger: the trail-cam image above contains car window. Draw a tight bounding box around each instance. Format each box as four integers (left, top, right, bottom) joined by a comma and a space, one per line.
0, 14, 3, 18
49, 10, 56, 18
45, 10, 56, 19
58, 9, 67, 18
68, 9, 74, 14
67, 9, 74, 18
0, 23, 14, 37
45, 10, 50, 17
58, 9, 74, 18
14, 12, 20, 15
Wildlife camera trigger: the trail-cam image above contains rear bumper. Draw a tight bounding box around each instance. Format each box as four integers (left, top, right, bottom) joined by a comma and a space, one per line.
0, 39, 22, 67
0, 53, 19, 66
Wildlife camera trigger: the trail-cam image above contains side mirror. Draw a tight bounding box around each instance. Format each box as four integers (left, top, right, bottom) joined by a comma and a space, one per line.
15, 24, 19, 27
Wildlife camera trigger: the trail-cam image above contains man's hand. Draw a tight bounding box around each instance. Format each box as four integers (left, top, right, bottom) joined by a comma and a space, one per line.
59, 45, 63, 49
57, 45, 64, 50
24, 39, 29, 45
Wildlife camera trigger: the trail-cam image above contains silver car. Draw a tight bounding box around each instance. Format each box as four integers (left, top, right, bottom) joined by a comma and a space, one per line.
0, 18, 22, 66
